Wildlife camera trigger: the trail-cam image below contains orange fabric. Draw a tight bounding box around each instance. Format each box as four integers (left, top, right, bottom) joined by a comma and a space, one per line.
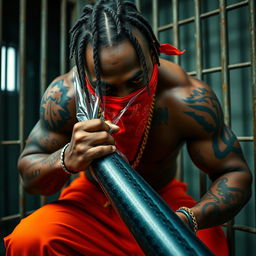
4, 173, 228, 256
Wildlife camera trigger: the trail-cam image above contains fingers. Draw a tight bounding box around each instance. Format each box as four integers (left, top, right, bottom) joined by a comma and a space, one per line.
75, 119, 119, 133
86, 145, 116, 161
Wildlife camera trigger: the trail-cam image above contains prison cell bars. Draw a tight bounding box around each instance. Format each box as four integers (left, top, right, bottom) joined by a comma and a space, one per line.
134, 0, 256, 255
0, 0, 78, 224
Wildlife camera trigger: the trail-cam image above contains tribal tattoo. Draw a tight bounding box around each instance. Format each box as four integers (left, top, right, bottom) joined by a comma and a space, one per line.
200, 176, 245, 218
183, 88, 242, 159
40, 79, 72, 130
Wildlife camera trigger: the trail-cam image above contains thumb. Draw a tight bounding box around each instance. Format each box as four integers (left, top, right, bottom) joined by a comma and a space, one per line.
105, 120, 120, 134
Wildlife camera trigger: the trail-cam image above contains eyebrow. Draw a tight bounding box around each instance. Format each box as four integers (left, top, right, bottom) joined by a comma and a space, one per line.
91, 70, 143, 87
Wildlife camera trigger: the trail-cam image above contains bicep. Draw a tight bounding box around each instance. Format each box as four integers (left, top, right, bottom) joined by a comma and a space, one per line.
187, 125, 248, 179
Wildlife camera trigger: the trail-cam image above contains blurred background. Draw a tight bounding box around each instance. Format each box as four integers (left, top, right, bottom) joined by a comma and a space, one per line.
0, 0, 255, 255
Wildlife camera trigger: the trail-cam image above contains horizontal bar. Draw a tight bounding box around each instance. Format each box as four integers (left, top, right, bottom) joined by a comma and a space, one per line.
0, 211, 33, 223
187, 61, 252, 76
237, 136, 254, 141
223, 223, 256, 234
0, 140, 20, 145
158, 1, 249, 32
226, 0, 248, 11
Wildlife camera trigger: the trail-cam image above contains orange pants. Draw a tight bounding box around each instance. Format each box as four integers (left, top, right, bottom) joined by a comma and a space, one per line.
4, 173, 229, 255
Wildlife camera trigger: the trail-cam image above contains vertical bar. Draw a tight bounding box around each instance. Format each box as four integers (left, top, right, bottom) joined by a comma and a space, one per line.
219, 1, 234, 255
69, 1, 78, 69
40, 0, 47, 98
248, 0, 256, 223
60, 0, 67, 75
0, 0, 2, 91
40, 0, 48, 206
172, 0, 179, 64
19, 0, 26, 218
194, 0, 207, 197
172, 0, 184, 181
152, 0, 158, 38
135, 0, 141, 12
219, 0, 231, 127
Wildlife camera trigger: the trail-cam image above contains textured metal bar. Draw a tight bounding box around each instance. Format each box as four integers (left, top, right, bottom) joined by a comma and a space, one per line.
40, 0, 48, 207
135, 0, 141, 12
19, 0, 26, 219
60, 0, 67, 75
226, 0, 248, 11
228, 61, 251, 69
172, 0, 179, 64
200, 9, 220, 19
220, 1, 234, 253
0, 0, 2, 95
223, 223, 256, 234
0, 140, 20, 145
249, 0, 256, 226
220, 0, 231, 127
40, 0, 47, 98
152, 0, 158, 37
237, 136, 254, 141
91, 153, 213, 256
194, 0, 207, 198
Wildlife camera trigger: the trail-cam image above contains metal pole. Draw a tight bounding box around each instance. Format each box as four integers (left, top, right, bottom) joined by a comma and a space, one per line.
194, 0, 207, 197
40, 0, 48, 206
248, 0, 256, 226
172, 0, 179, 64
219, 0, 234, 254
135, 0, 141, 12
152, 0, 158, 38
0, 0, 2, 92
219, 0, 231, 127
19, 0, 26, 218
60, 0, 67, 75
40, 0, 48, 98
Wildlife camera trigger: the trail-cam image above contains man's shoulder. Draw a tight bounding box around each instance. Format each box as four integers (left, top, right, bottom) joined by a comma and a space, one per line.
40, 68, 77, 132
158, 59, 223, 138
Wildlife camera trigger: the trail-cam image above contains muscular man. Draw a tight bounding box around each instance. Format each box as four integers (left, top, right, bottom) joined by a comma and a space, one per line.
4, 1, 252, 255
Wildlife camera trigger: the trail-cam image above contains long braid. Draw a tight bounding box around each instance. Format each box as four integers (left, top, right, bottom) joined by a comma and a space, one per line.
123, 27, 150, 94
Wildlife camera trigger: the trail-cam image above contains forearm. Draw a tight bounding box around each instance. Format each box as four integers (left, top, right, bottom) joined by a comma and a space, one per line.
18, 149, 70, 196
191, 170, 252, 230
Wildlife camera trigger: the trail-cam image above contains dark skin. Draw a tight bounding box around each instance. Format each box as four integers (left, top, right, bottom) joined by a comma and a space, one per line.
18, 30, 252, 231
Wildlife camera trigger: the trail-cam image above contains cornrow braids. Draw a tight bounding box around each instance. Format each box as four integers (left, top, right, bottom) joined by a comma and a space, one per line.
69, 0, 161, 99
123, 27, 150, 94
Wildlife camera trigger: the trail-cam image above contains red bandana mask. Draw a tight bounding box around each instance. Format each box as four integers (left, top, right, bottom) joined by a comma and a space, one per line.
86, 44, 184, 164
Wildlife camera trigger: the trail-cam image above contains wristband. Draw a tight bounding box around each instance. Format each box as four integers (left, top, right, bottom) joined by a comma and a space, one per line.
176, 207, 198, 233
60, 143, 78, 175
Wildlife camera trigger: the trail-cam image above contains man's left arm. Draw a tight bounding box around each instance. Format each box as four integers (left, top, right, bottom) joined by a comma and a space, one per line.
180, 80, 252, 230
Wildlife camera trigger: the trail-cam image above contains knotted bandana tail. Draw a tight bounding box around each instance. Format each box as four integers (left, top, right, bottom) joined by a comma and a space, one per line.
159, 43, 185, 55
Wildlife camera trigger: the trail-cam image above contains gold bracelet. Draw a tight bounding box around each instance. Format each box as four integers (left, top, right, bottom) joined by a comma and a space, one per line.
176, 207, 198, 233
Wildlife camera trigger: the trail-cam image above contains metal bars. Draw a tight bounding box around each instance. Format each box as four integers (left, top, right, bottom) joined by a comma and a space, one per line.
0, 0, 78, 226
249, 0, 256, 226
60, 0, 67, 75
148, 0, 256, 254
18, 0, 26, 219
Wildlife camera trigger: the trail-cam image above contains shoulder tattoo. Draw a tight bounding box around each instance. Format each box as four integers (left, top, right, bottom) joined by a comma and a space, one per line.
182, 88, 242, 159
40, 79, 72, 130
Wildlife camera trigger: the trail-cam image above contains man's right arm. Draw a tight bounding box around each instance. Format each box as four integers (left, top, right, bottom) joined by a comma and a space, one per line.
18, 75, 119, 196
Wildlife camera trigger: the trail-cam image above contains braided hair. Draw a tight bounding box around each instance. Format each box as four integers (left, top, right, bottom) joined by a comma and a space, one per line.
69, 0, 160, 97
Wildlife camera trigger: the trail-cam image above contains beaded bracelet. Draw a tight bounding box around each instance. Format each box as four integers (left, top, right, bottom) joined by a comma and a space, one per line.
176, 207, 198, 233
60, 143, 78, 175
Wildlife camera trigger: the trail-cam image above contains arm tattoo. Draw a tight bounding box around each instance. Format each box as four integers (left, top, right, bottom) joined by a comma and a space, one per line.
40, 79, 72, 130
23, 169, 41, 182
183, 88, 242, 159
152, 107, 169, 126
200, 177, 244, 218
